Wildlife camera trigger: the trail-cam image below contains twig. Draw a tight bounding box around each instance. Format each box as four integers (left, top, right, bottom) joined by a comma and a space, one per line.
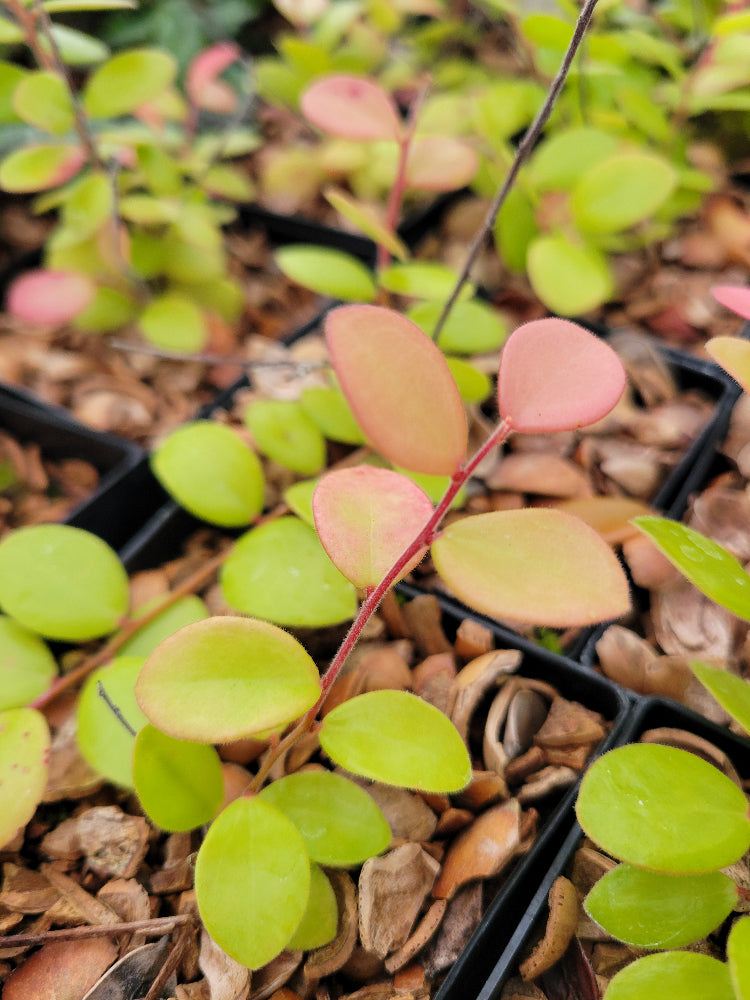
0, 914, 193, 948
98, 681, 137, 737
108, 338, 329, 373
143, 923, 193, 1000
430, 0, 601, 343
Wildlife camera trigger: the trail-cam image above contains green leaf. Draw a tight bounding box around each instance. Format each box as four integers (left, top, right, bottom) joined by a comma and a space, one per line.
494, 186, 537, 273
313, 466, 433, 589
432, 508, 630, 627
0, 62, 27, 124
324, 187, 409, 261
0, 20, 24, 44
275, 245, 377, 302
527, 235, 614, 316
75, 286, 139, 332
0, 616, 56, 711
220, 517, 358, 628
83, 49, 177, 118
195, 797, 311, 969
299, 386, 366, 445
13, 71, 75, 136
319, 690, 472, 793
585, 865, 737, 948
634, 517, 750, 622
60, 171, 114, 243
0, 144, 84, 193
118, 594, 208, 658
43, 1, 137, 10
136, 616, 321, 742
571, 152, 676, 235
326, 305, 467, 475
49, 25, 109, 65
259, 770, 391, 865
446, 357, 492, 404
690, 662, 750, 735
527, 126, 619, 191
77, 655, 147, 787
728, 916, 750, 1000
287, 864, 338, 951
604, 951, 733, 1000
283, 478, 318, 527
0, 708, 50, 848
138, 293, 208, 352
118, 195, 180, 225
245, 399, 326, 475
133, 724, 224, 831
576, 743, 750, 873
378, 262, 472, 301
0, 525, 129, 641
395, 468, 467, 509
406, 299, 508, 355
151, 421, 265, 528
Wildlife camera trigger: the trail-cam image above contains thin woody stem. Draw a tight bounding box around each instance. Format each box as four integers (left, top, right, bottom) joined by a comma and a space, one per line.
430, 0, 601, 343
0, 914, 193, 948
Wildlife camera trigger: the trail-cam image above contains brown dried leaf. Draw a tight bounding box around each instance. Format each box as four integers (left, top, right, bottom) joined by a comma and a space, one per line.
384, 899, 448, 974
533, 698, 606, 749
454, 618, 494, 661
361, 784, 437, 843
517, 766, 578, 803
1, 863, 58, 913
75, 808, 150, 879
651, 579, 741, 662
400, 596, 452, 657
199, 930, 251, 1000
304, 870, 357, 982
451, 651, 521, 742
519, 876, 579, 981
3, 938, 117, 1000
422, 882, 483, 977
41, 866, 121, 927
432, 799, 521, 900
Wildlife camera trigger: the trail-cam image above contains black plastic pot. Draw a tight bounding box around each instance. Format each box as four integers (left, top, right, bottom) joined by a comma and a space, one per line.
0, 381, 150, 551
475, 695, 750, 1000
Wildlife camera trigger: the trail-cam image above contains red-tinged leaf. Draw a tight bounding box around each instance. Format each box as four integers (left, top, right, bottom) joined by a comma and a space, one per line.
325, 304, 468, 475
0, 144, 85, 193
313, 466, 434, 589
186, 42, 241, 113
6, 269, 95, 325
498, 318, 626, 433
431, 508, 631, 627
301, 74, 402, 142
706, 335, 750, 393
405, 135, 479, 192
712, 285, 750, 321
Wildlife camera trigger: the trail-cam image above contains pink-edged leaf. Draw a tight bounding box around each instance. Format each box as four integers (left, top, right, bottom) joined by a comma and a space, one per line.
712, 285, 750, 322
300, 75, 402, 142
186, 42, 241, 113
312, 466, 434, 589
405, 136, 479, 192
498, 318, 626, 433
6, 269, 96, 325
431, 508, 631, 627
706, 336, 750, 394
0, 144, 85, 193
325, 304, 468, 475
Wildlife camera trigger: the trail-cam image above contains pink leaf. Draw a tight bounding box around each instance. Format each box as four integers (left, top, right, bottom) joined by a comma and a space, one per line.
300, 75, 402, 142
325, 304, 468, 475
186, 42, 241, 113
6, 269, 96, 325
712, 285, 750, 322
497, 318, 626, 433
405, 136, 479, 192
313, 466, 434, 589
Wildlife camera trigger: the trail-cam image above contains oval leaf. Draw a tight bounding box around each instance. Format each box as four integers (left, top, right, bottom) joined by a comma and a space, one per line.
527, 235, 614, 316
313, 466, 433, 589
195, 797, 311, 969
404, 135, 479, 192
259, 770, 391, 865
275, 245, 376, 302
325, 304, 467, 475
133, 724, 224, 831
379, 261, 472, 301
138, 292, 208, 352
300, 385, 366, 445
706, 334, 750, 393
432, 508, 630, 627
300, 74, 402, 142
570, 152, 676, 234
186, 42, 240, 113
605, 951, 733, 1000
151, 421, 265, 528
0, 708, 50, 848
245, 399, 326, 475
13, 71, 75, 135
0, 144, 84, 192
576, 743, 750, 872
0, 524, 129, 641
220, 517, 358, 627
287, 864, 338, 951
6, 269, 95, 325
497, 318, 626, 433
118, 594, 208, 658
319, 689, 471, 793
0, 616, 56, 711
83, 49, 176, 118
135, 616, 321, 743
712, 285, 750, 322
407, 298, 507, 355
690, 661, 750, 735
728, 916, 750, 1000
585, 865, 737, 948
634, 516, 750, 622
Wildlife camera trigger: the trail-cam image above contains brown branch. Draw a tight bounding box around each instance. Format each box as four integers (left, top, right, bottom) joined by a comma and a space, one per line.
143, 923, 193, 1000
0, 914, 193, 948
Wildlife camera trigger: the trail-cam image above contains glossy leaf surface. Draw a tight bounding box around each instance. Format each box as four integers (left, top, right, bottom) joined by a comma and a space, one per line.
301, 74, 402, 141
498, 318, 626, 433
133, 724, 224, 831
571, 152, 676, 234
319, 690, 471, 792
83, 49, 176, 117
432, 509, 630, 627
287, 864, 338, 950
6, 269, 95, 325
77, 656, 147, 787
585, 865, 737, 948
634, 517, 750, 622
706, 335, 750, 393
0, 525, 128, 641
728, 916, 750, 1000
690, 661, 750, 734
0, 616, 56, 711
259, 770, 391, 865
195, 797, 310, 969
313, 466, 433, 588
576, 744, 750, 872
151, 421, 265, 527
0, 708, 49, 848
245, 399, 326, 475
221, 517, 358, 627
605, 951, 732, 1000
326, 305, 467, 475
136, 616, 321, 743
275, 245, 377, 302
